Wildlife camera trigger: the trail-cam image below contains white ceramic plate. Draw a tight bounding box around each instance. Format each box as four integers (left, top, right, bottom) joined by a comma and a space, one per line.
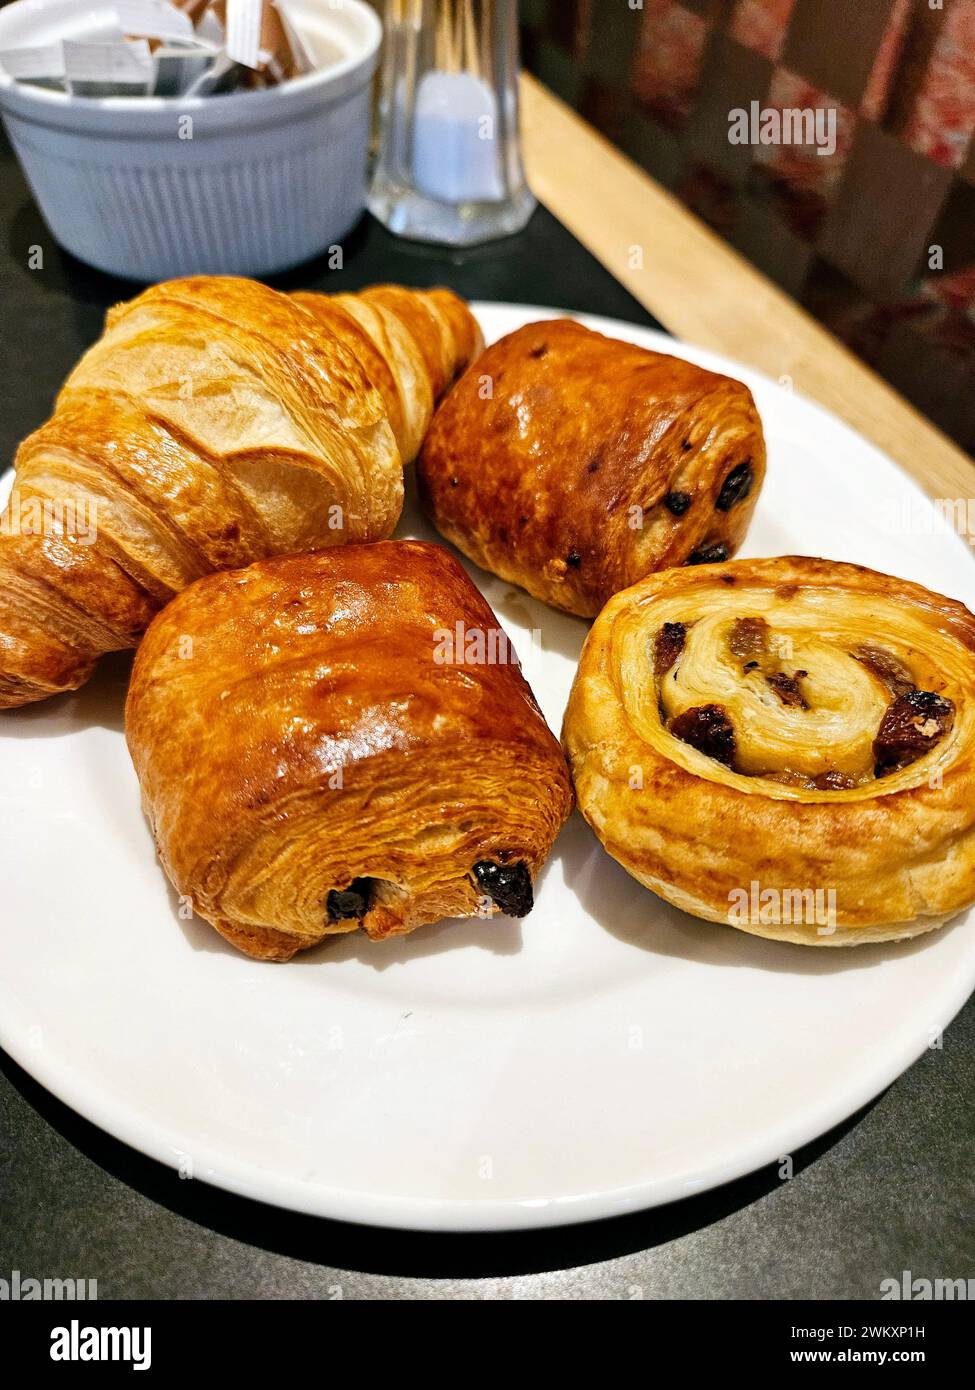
2, 303, 974, 1232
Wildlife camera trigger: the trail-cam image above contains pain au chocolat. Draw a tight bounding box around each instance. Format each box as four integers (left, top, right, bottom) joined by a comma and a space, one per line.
126, 540, 572, 960
417, 319, 766, 617
563, 557, 975, 945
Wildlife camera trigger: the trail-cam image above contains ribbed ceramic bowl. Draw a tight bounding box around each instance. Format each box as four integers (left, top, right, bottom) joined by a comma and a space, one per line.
0, 0, 381, 280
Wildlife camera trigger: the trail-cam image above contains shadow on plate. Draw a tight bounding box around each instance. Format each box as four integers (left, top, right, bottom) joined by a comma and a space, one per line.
172, 853, 583, 966
172, 807, 957, 974
0, 650, 132, 738
0, 1042, 875, 1283
558, 810, 960, 977
175, 891, 526, 967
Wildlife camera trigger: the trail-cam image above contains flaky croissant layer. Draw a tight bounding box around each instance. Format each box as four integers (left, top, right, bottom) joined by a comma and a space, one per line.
564, 556, 975, 945
126, 541, 573, 960
0, 276, 482, 710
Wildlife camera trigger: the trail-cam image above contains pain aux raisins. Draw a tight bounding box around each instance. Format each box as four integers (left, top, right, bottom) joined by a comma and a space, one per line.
715, 461, 754, 511
326, 877, 374, 922
669, 704, 737, 766
472, 860, 534, 917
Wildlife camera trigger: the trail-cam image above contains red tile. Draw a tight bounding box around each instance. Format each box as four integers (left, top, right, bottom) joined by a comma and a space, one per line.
920, 266, 975, 321
902, 0, 975, 169
631, 1, 711, 130
962, 135, 975, 186
729, 0, 797, 63
751, 68, 856, 239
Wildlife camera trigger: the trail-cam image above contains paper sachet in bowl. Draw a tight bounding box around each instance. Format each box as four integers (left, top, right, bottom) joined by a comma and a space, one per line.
0, 0, 316, 98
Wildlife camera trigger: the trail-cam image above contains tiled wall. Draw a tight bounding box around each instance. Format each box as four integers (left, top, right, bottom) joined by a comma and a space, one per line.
520, 0, 975, 456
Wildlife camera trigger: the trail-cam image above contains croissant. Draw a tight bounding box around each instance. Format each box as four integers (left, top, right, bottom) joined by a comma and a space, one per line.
563, 556, 975, 945
126, 540, 573, 961
0, 276, 482, 710
417, 319, 765, 617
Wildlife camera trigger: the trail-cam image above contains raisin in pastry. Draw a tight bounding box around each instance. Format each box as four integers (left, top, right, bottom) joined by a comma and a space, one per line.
417, 320, 765, 617
563, 556, 975, 946
126, 541, 572, 960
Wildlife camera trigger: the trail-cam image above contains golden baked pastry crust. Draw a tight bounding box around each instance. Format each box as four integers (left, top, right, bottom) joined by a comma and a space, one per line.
563, 556, 975, 945
126, 540, 573, 960
418, 319, 766, 617
0, 276, 482, 709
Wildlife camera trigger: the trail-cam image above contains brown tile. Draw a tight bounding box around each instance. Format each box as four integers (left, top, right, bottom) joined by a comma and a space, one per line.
782, 0, 898, 110
728, 197, 815, 297
519, 0, 547, 30
675, 162, 741, 237
750, 165, 828, 242
924, 180, 975, 281
619, 111, 687, 191
684, 31, 774, 181
545, 0, 591, 59
877, 321, 975, 456
861, 0, 914, 122
682, 0, 732, 16
803, 258, 960, 373
801, 258, 894, 363
585, 0, 643, 87
578, 77, 627, 144
819, 124, 951, 297
519, 23, 540, 75
533, 38, 584, 108
883, 0, 949, 136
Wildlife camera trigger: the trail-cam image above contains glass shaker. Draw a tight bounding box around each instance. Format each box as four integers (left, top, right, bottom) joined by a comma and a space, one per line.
369, 0, 536, 245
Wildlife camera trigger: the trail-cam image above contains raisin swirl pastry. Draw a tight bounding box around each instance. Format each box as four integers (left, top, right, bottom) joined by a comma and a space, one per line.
126, 541, 573, 961
563, 557, 975, 945
417, 319, 765, 617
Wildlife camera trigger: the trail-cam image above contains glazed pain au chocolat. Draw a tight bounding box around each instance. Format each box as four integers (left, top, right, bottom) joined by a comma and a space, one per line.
563, 557, 975, 945
418, 319, 766, 617
126, 541, 573, 961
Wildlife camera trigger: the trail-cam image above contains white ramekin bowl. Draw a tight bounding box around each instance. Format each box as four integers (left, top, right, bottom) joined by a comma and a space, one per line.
0, 0, 381, 280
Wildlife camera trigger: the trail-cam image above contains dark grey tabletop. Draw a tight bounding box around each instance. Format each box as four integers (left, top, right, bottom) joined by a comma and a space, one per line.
0, 136, 972, 1301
